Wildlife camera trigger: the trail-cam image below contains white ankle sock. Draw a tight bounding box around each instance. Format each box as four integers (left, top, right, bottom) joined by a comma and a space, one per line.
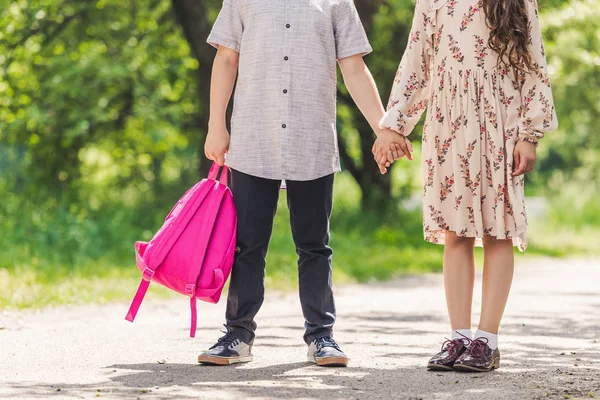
474, 329, 498, 349
451, 329, 473, 341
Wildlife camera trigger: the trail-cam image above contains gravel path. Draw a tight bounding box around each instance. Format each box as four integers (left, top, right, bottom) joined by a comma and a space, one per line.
1, 258, 599, 399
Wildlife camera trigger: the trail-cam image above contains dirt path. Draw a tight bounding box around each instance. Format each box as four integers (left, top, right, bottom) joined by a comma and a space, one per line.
1, 258, 599, 399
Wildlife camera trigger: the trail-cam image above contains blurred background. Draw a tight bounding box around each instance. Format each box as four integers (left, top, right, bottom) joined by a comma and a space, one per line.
0, 0, 598, 310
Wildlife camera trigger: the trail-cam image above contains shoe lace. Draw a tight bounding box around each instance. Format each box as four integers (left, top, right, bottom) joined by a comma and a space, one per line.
314, 337, 341, 352
211, 326, 240, 349
469, 337, 489, 357
440, 332, 471, 356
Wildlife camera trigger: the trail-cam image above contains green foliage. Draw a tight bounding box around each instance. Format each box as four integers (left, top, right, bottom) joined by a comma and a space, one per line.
0, 0, 203, 211
530, 0, 600, 211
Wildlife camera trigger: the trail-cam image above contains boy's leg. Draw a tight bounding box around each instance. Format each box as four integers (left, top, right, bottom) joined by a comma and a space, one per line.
225, 169, 281, 344
285, 174, 336, 344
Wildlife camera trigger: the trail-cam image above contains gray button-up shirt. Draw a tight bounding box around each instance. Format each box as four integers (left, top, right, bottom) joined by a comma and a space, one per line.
208, 0, 372, 181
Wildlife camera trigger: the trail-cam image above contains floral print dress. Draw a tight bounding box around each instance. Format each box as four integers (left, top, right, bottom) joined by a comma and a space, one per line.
380, 0, 558, 251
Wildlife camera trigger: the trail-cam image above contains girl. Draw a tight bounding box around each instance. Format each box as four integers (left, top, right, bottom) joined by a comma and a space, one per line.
376, 0, 557, 371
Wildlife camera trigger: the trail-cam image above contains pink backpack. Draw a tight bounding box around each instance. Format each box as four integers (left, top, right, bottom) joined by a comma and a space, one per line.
125, 163, 237, 337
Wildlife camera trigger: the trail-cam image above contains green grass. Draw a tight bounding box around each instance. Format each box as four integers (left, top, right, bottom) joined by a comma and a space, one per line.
0, 173, 444, 310
527, 197, 600, 256
1, 172, 598, 310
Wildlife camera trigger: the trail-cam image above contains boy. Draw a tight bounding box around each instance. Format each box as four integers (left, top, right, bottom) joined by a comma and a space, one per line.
199, 0, 410, 367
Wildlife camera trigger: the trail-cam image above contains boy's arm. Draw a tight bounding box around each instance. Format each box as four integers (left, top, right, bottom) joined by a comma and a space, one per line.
205, 46, 239, 166
338, 55, 386, 134
338, 55, 413, 171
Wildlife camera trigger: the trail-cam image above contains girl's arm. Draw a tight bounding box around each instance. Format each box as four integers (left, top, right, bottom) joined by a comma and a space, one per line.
512, 0, 559, 176
517, 0, 558, 145
205, 46, 239, 166
379, 0, 432, 137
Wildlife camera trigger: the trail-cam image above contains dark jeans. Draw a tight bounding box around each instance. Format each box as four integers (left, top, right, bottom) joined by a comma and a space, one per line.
226, 169, 336, 345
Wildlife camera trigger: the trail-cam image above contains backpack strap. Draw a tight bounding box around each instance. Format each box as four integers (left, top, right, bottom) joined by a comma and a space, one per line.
186, 182, 227, 337
125, 241, 155, 322
189, 297, 197, 338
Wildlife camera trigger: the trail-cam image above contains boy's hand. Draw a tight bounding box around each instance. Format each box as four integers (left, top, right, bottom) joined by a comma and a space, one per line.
372, 129, 413, 174
204, 124, 230, 166
372, 129, 413, 161
512, 140, 536, 176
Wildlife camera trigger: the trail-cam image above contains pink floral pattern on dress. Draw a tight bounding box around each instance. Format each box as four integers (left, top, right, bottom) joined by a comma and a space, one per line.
474, 35, 488, 68
410, 30, 421, 50
404, 72, 420, 100
425, 158, 435, 195
440, 175, 455, 201
446, 0, 457, 17
448, 35, 465, 63
532, 62, 551, 87
498, 86, 515, 107
484, 98, 498, 129
454, 195, 463, 210
460, 0, 482, 32
539, 92, 554, 130
435, 106, 445, 124
434, 24, 444, 55
429, 205, 450, 230
436, 134, 456, 165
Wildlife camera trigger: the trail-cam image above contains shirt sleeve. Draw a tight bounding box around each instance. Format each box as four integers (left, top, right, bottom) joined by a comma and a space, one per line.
517, 0, 558, 145
333, 1, 373, 60
379, 0, 431, 136
207, 0, 243, 53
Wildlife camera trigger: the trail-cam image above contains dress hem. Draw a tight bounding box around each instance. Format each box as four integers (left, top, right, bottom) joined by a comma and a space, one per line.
424, 229, 528, 252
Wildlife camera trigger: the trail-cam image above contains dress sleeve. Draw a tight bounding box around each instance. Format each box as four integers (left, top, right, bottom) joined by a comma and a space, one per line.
379, 0, 432, 136
517, 0, 558, 144
207, 0, 243, 53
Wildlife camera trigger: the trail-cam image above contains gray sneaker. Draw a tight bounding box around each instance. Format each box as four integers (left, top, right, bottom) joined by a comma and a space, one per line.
198, 328, 253, 366
307, 337, 348, 367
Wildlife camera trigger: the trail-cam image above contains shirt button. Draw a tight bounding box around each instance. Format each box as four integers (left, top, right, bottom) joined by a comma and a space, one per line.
282, 124, 287, 129
284, 56, 289, 61
286, 24, 291, 28
283, 89, 288, 94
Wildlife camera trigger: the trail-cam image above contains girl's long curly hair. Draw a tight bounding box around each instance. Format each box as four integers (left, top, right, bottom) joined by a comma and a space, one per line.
483, 0, 534, 72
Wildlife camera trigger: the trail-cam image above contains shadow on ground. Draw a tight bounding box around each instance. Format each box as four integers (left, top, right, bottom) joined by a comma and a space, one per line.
7, 309, 599, 400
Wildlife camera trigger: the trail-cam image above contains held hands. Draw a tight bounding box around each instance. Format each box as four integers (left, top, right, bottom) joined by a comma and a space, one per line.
372, 128, 413, 174
512, 140, 536, 176
204, 123, 230, 166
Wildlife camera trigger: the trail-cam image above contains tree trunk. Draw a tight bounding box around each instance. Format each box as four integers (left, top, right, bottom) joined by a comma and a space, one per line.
170, 0, 215, 179
338, 0, 393, 212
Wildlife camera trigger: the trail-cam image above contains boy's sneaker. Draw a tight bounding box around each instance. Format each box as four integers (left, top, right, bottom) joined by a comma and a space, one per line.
307, 336, 348, 367
197, 328, 253, 366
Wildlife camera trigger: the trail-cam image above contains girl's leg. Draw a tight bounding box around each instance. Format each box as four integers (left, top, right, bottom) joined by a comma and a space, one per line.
478, 236, 515, 334
443, 231, 476, 331
428, 231, 476, 370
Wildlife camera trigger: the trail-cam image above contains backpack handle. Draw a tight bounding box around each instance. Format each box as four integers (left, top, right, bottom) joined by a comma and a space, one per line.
207, 163, 229, 187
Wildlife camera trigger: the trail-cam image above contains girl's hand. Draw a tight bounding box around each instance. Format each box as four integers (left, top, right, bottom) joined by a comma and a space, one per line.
204, 124, 230, 166
512, 140, 536, 176
372, 129, 413, 172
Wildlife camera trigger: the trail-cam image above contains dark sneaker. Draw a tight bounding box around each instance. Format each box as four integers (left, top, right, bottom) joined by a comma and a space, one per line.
427, 337, 470, 371
197, 328, 253, 366
307, 337, 348, 367
453, 337, 500, 372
